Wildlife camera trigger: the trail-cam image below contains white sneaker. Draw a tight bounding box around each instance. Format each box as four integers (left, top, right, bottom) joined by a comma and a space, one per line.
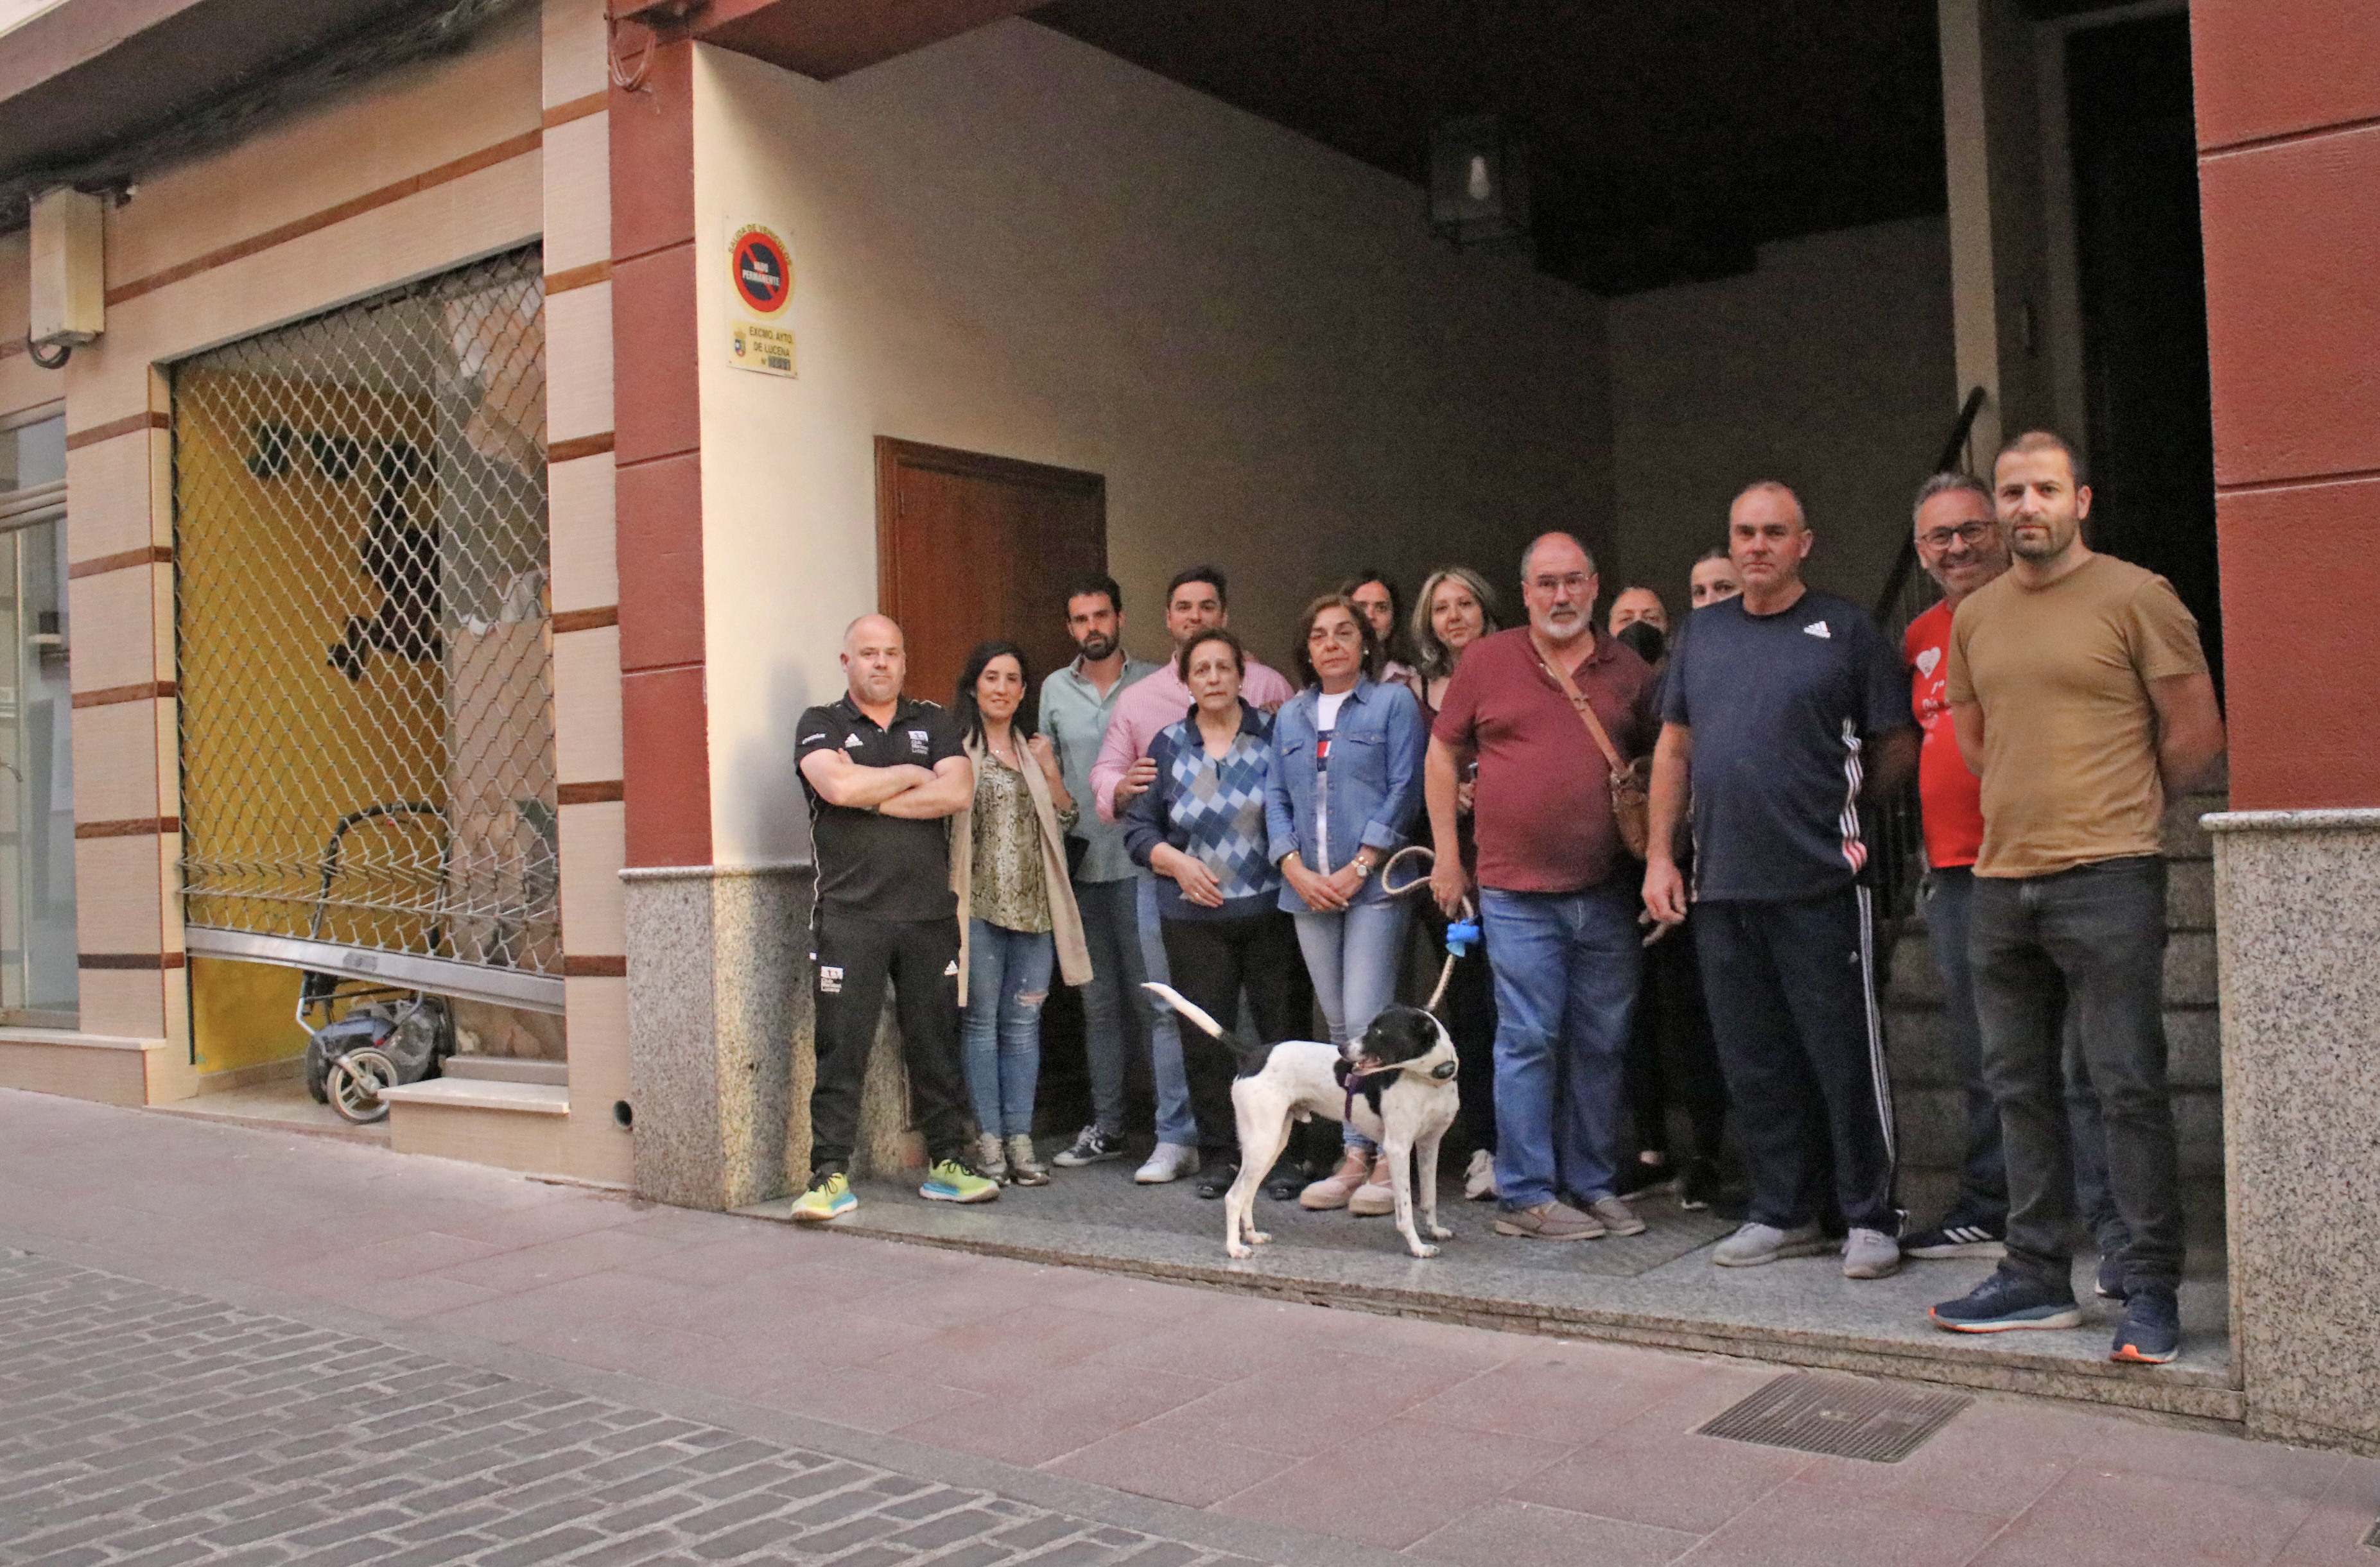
973, 1131, 1008, 1184
1134, 1141, 1199, 1184
1464, 1148, 1498, 1201
1710, 1221, 1829, 1268
1842, 1227, 1902, 1279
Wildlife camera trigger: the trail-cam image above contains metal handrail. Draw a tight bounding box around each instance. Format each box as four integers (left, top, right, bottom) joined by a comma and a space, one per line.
1873, 385, 1988, 624
1865, 385, 1991, 965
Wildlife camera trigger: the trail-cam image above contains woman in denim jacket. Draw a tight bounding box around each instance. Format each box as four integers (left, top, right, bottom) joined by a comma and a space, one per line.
1265, 594, 1428, 1215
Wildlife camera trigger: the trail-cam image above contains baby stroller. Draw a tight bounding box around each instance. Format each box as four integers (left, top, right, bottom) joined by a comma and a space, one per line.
299, 804, 456, 1123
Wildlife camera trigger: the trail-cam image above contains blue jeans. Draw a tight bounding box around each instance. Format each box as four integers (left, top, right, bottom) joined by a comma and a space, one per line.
961, 920, 1054, 1139
1072, 878, 1142, 1137
1479, 883, 1642, 1210
1136, 872, 1197, 1146
1293, 900, 1411, 1152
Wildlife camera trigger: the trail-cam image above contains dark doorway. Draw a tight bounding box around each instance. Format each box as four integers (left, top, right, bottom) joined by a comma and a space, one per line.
2066, 12, 2221, 689
874, 437, 1109, 1133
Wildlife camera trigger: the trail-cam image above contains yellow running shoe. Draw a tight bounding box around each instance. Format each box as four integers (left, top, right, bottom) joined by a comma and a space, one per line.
919, 1159, 1000, 1204
789, 1170, 855, 1223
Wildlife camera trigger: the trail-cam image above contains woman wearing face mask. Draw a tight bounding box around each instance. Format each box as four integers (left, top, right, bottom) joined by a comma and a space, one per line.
950, 641, 1092, 1188
1267, 594, 1427, 1216
1401, 566, 1506, 1200
1123, 627, 1301, 1199
1341, 569, 1414, 686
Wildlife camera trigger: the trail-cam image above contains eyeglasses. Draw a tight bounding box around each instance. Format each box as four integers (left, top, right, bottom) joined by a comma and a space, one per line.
1308, 623, 1364, 645
1526, 573, 1592, 595
1918, 521, 1997, 551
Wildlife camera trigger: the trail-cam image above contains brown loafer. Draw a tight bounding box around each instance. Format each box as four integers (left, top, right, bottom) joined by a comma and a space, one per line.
1491, 1200, 1606, 1241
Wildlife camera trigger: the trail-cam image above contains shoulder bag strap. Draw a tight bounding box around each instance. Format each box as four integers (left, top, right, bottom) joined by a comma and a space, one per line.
1531, 632, 1624, 774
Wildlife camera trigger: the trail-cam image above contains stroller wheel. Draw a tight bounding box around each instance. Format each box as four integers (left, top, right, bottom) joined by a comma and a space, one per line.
326, 1048, 399, 1124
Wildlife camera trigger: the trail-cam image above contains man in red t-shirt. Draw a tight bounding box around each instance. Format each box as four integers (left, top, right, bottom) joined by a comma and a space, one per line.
1898, 473, 2006, 1260
1427, 533, 1658, 1243
1898, 472, 2128, 1276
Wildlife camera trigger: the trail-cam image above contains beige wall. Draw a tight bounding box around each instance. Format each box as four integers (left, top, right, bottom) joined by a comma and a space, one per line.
1606, 216, 1958, 619
690, 20, 1613, 864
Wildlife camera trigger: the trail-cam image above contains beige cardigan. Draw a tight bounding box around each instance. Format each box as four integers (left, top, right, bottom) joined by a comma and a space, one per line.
948, 734, 1093, 993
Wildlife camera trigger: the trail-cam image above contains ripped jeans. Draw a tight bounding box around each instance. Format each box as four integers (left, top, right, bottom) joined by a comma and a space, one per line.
962, 919, 1055, 1139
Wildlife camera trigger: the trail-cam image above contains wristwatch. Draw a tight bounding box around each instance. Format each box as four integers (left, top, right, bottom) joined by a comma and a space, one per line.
1352, 853, 1377, 880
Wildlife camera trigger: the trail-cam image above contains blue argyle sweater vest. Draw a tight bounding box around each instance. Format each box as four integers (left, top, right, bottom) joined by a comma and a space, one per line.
1154, 714, 1279, 920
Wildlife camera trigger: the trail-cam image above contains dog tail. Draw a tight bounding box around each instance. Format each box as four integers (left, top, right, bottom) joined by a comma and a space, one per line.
1142, 982, 1270, 1071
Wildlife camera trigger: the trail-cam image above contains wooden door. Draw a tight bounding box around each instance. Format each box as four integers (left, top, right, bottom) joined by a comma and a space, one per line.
875, 438, 1106, 713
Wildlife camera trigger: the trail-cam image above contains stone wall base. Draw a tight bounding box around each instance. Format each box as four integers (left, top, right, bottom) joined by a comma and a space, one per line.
621, 863, 918, 1211
2209, 809, 2380, 1454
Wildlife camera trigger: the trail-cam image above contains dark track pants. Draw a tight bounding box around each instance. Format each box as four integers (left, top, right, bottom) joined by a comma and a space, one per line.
808, 910, 972, 1173
1694, 887, 1898, 1232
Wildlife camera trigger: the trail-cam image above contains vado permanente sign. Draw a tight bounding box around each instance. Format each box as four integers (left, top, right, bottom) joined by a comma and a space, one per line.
727, 220, 795, 377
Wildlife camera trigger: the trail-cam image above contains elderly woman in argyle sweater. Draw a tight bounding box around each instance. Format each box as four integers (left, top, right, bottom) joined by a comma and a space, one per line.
1123, 625, 1301, 1199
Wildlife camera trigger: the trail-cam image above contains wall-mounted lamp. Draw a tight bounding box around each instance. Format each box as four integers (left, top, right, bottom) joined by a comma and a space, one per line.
1429, 114, 1531, 250
28, 187, 104, 369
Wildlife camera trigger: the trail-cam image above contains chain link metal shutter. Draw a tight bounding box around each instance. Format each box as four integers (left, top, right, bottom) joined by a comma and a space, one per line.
174, 247, 560, 1009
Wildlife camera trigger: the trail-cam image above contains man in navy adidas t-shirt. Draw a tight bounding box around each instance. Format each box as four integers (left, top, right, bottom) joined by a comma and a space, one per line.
1644, 481, 1918, 1279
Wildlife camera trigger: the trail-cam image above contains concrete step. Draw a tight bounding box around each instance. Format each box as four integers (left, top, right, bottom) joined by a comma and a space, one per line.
1883, 1000, 2219, 1091
442, 1056, 569, 1087
1889, 927, 2214, 1009
1893, 1083, 2226, 1179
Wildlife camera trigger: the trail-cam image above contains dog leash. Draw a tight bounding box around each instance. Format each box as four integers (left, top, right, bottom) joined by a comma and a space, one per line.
1379, 844, 1477, 1012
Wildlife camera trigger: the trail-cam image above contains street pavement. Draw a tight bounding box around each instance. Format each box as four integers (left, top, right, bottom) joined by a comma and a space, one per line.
0, 1088, 2372, 1567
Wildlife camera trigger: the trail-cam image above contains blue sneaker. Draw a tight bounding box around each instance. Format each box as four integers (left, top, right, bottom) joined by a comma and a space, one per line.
2110, 1285, 2180, 1364
1929, 1269, 2085, 1333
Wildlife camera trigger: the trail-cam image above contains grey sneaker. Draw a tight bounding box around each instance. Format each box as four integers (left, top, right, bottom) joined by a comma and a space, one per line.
973, 1131, 1008, 1185
1492, 1200, 1606, 1241
1134, 1141, 1199, 1184
1711, 1221, 1830, 1267
1005, 1134, 1049, 1186
1587, 1196, 1647, 1237
1842, 1227, 1902, 1279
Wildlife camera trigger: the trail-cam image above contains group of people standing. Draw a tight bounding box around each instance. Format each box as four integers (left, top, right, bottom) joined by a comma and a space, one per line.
784, 424, 2219, 1370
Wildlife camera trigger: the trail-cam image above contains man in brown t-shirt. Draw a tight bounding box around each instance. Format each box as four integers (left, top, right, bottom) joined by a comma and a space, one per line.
1928, 431, 2225, 1366
1427, 532, 1657, 1243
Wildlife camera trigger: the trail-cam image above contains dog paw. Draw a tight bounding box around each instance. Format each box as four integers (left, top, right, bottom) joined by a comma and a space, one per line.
1428, 1224, 1454, 1241
1408, 1242, 1440, 1260
1249, 1230, 1272, 1245
1227, 1242, 1253, 1259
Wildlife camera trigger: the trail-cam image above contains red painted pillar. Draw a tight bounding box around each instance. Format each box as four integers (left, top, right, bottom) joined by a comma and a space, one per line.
2193, 1, 2380, 810
610, 36, 713, 869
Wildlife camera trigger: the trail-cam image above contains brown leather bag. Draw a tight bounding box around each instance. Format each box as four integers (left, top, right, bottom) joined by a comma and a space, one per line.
1534, 634, 1653, 860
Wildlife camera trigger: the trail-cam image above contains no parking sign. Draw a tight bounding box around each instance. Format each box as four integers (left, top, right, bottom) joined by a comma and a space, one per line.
727, 221, 795, 377
729, 223, 792, 316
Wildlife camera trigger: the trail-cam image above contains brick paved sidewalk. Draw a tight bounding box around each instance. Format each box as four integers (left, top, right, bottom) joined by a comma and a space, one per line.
0, 1089, 2372, 1567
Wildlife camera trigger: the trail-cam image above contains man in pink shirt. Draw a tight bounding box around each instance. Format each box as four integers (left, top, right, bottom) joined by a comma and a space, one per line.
1091, 566, 1294, 1183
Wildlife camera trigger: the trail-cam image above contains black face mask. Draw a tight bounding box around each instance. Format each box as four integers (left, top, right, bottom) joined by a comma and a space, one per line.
1615, 619, 1666, 666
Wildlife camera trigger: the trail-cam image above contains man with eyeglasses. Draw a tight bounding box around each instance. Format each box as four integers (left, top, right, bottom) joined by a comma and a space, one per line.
1645, 481, 1917, 1280
1427, 532, 1658, 1242
1897, 474, 2017, 1260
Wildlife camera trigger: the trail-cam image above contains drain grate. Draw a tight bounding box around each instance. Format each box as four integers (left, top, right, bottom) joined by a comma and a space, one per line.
1698, 1372, 1971, 1463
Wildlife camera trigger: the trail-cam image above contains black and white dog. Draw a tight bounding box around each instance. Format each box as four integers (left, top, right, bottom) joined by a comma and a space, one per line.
1142, 982, 1459, 1261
